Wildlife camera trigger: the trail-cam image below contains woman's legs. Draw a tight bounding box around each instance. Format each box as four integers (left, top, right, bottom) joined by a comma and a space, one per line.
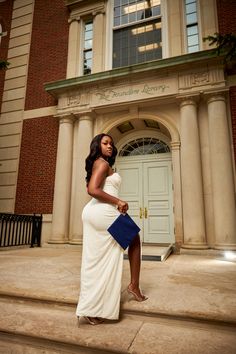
128, 234, 147, 299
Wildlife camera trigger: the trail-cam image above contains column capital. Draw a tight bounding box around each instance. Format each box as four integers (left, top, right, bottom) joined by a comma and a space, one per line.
68, 16, 80, 24
205, 90, 228, 104
75, 110, 96, 121
55, 113, 76, 124
178, 95, 199, 108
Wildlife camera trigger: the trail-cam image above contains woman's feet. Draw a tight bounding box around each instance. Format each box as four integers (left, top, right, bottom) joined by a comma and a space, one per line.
83, 316, 104, 325
127, 284, 148, 302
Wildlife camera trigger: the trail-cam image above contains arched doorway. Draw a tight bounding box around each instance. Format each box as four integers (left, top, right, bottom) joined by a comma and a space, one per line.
115, 133, 174, 244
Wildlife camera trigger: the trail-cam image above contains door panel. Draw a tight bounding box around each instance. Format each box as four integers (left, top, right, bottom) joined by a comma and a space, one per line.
143, 161, 174, 243
116, 163, 143, 238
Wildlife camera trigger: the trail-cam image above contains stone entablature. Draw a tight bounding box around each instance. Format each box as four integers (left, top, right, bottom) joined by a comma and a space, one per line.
45, 50, 227, 117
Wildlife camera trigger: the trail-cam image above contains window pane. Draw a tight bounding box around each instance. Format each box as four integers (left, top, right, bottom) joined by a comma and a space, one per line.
186, 12, 197, 24
186, 3, 196, 14
188, 44, 199, 52
152, 6, 161, 16
187, 25, 198, 35
114, 17, 121, 26
185, 0, 195, 4
121, 14, 129, 24
114, 7, 121, 17
187, 34, 198, 46
85, 22, 93, 31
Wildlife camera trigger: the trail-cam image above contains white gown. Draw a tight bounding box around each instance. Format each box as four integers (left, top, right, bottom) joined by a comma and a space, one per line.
76, 172, 124, 320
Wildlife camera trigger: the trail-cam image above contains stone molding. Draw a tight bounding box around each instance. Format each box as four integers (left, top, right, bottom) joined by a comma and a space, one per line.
171, 141, 181, 150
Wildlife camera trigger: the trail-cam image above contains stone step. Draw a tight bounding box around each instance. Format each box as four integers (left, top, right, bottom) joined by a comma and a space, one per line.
0, 296, 235, 354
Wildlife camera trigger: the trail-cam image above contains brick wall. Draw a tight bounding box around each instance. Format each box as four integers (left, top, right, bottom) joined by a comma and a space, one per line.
15, 117, 59, 214
230, 87, 236, 163
216, 0, 236, 34
0, 0, 13, 106
25, 0, 69, 110
216, 0, 236, 162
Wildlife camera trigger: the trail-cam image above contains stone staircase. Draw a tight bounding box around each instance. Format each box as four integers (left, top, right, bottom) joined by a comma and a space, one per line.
0, 248, 236, 353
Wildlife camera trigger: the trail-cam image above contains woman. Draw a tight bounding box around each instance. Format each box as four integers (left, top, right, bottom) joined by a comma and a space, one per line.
76, 134, 147, 325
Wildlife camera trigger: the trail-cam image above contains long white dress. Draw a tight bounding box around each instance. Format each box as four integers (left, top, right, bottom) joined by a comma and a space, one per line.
76, 172, 124, 320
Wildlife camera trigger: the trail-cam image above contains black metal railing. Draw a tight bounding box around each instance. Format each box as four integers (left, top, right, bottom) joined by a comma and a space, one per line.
0, 213, 42, 248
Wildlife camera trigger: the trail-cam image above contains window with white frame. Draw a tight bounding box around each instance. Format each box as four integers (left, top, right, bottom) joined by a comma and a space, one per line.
184, 0, 200, 53
113, 0, 162, 68
83, 20, 93, 75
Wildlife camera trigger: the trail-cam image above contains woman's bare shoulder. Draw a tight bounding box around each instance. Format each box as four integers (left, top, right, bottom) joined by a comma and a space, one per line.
93, 158, 109, 172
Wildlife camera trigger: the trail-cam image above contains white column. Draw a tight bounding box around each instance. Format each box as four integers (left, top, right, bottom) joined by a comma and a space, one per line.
66, 18, 81, 78
207, 94, 236, 250
49, 115, 74, 244
69, 113, 94, 244
171, 141, 183, 252
92, 11, 105, 73
180, 98, 208, 249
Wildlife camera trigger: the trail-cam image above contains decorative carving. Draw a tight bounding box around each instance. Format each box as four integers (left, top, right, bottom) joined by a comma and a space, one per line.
67, 93, 81, 106
191, 72, 209, 85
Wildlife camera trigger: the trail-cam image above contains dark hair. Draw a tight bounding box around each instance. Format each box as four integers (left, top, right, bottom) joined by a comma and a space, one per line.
85, 133, 117, 184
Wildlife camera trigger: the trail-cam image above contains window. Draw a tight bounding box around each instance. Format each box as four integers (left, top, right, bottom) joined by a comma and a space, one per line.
184, 0, 199, 53
83, 20, 93, 75
119, 137, 170, 156
113, 0, 162, 68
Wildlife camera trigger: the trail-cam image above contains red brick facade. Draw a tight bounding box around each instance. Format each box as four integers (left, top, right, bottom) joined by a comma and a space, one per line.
15, 0, 69, 214
216, 0, 236, 34
0, 0, 13, 106
24, 0, 69, 110
15, 117, 59, 214
230, 87, 236, 163
216, 0, 236, 162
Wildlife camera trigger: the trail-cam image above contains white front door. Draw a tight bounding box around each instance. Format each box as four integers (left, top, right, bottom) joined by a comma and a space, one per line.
116, 155, 174, 244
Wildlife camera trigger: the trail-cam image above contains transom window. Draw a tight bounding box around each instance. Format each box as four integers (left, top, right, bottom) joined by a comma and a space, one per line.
184, 0, 200, 53
113, 0, 162, 68
119, 137, 170, 156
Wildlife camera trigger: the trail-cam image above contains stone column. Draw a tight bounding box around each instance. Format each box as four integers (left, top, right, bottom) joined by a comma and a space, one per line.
180, 98, 208, 248
207, 94, 236, 249
67, 17, 81, 78
171, 141, 183, 252
92, 11, 105, 73
69, 113, 94, 244
49, 115, 74, 244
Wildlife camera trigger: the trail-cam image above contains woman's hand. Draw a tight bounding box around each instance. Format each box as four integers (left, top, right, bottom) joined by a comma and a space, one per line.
117, 200, 129, 214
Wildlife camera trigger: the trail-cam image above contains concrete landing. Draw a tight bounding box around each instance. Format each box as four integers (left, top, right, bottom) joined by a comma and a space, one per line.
0, 247, 236, 353
124, 244, 173, 262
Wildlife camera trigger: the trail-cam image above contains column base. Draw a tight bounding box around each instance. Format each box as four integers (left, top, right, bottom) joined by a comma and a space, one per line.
213, 244, 236, 251
69, 239, 83, 245
182, 243, 209, 250
48, 239, 69, 244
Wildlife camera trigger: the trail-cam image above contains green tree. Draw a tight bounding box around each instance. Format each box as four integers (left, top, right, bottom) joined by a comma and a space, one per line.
204, 32, 236, 62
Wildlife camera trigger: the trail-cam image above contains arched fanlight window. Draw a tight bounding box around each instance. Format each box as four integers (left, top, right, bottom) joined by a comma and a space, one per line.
119, 137, 170, 156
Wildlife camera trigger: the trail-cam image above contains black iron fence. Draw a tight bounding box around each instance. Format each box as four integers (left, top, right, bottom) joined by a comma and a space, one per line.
0, 213, 42, 248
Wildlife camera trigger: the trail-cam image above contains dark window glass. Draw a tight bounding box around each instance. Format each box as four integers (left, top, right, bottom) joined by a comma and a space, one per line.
113, 19, 162, 68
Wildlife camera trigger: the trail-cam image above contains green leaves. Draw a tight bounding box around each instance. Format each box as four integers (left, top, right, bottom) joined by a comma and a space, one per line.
204, 32, 236, 62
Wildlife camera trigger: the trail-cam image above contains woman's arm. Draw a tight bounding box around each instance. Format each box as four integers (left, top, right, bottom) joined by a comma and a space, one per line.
87, 159, 128, 213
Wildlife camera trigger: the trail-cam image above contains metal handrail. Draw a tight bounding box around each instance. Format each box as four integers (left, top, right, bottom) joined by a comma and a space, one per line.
0, 213, 42, 248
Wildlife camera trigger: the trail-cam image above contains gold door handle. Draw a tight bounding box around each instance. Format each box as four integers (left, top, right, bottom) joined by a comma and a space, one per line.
144, 207, 148, 218
140, 207, 143, 219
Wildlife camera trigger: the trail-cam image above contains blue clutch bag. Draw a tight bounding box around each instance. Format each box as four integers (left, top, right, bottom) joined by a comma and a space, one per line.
107, 213, 141, 250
